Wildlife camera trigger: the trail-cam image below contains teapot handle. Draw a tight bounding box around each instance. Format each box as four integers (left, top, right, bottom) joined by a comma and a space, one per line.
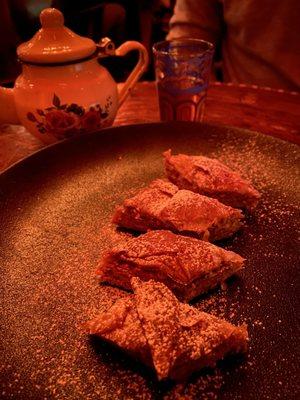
115, 41, 149, 108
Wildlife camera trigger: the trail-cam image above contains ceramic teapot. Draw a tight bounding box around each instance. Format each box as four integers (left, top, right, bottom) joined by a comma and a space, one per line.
0, 8, 149, 143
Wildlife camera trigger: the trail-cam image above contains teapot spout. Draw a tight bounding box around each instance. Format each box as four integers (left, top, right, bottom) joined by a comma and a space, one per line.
0, 87, 20, 124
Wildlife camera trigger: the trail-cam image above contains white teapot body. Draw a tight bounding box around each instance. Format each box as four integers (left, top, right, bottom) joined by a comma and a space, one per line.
14, 57, 118, 143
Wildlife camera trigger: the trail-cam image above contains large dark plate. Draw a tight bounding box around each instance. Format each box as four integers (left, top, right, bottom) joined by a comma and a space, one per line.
0, 122, 299, 400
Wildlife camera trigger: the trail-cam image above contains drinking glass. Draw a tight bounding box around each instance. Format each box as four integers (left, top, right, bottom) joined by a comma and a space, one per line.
153, 39, 214, 122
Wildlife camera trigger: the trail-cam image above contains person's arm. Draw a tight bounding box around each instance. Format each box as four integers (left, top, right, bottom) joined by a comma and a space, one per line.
167, 0, 223, 45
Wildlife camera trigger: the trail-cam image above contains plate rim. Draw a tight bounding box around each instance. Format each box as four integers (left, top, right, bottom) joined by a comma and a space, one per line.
1, 121, 298, 178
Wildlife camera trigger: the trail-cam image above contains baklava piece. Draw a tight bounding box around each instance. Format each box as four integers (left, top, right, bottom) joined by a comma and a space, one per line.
97, 230, 245, 301
163, 150, 260, 210
112, 179, 243, 241
86, 278, 248, 381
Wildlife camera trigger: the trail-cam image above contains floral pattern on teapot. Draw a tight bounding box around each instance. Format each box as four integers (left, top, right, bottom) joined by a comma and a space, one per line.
26, 94, 113, 140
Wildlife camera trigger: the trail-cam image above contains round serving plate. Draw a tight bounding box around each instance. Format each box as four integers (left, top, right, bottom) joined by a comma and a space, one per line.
0, 122, 299, 399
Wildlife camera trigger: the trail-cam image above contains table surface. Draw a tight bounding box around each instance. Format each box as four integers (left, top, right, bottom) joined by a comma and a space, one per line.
0, 81, 299, 173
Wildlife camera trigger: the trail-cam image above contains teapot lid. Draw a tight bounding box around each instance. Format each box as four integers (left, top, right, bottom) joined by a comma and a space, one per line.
17, 8, 96, 64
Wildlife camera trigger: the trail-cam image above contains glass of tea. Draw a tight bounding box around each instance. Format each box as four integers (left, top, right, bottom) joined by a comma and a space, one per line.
153, 39, 214, 122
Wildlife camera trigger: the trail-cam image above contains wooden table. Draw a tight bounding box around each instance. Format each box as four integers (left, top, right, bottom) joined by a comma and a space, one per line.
0, 82, 299, 172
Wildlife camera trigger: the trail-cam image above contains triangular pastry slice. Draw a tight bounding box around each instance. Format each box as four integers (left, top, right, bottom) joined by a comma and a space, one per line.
86, 278, 248, 381
163, 150, 260, 210
97, 230, 245, 301
112, 179, 243, 241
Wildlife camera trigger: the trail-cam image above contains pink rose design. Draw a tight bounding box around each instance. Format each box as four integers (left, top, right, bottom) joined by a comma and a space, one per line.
80, 110, 102, 132
26, 94, 112, 140
45, 110, 80, 138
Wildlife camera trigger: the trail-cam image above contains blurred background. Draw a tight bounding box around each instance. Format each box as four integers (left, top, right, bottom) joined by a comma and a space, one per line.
0, 0, 175, 85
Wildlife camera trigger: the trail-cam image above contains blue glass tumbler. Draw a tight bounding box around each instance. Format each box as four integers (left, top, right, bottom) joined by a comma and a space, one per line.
153, 39, 214, 122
